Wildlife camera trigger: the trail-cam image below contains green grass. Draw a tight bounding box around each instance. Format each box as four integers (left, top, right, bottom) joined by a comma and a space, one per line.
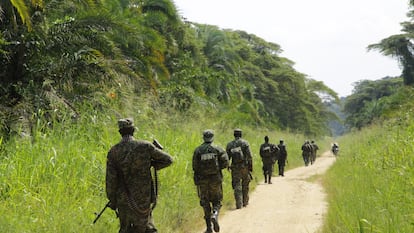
322, 114, 414, 232
0, 106, 325, 232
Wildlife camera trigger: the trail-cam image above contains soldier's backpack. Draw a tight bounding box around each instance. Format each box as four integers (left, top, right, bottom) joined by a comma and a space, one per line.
199, 146, 219, 176
230, 141, 245, 164
261, 144, 273, 158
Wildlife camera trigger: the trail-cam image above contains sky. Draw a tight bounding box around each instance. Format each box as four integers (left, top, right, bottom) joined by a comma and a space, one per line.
172, 0, 409, 97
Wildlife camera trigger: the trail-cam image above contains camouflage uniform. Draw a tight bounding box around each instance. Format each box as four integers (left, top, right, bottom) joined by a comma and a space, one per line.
193, 129, 229, 233
259, 136, 278, 184
277, 140, 288, 176
106, 118, 173, 233
226, 129, 252, 209
310, 140, 319, 165
301, 140, 313, 166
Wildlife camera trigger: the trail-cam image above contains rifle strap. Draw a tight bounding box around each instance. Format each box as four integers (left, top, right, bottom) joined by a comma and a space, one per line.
115, 162, 151, 216
151, 166, 158, 210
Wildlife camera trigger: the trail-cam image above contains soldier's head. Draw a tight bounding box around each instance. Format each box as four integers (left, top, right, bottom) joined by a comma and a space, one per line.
203, 129, 214, 143
280, 139, 284, 144
234, 128, 242, 138
264, 135, 269, 142
118, 118, 135, 136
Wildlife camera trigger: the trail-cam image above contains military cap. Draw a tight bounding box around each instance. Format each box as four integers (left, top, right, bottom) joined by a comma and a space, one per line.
234, 128, 242, 133
118, 118, 134, 130
203, 129, 214, 142
233, 128, 242, 137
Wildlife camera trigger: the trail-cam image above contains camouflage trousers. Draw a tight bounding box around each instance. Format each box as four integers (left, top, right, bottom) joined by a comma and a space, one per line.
261, 159, 274, 177
197, 179, 223, 218
302, 152, 311, 166
277, 159, 286, 176
117, 203, 156, 233
231, 166, 251, 208
310, 152, 316, 164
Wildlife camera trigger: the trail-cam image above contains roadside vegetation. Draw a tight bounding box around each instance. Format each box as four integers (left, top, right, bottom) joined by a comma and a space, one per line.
0, 100, 329, 232
322, 94, 414, 232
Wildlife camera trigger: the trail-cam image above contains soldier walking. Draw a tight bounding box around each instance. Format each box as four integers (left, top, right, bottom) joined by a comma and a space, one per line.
310, 140, 319, 165
277, 139, 288, 176
259, 136, 278, 184
226, 129, 253, 209
106, 118, 173, 233
193, 129, 229, 233
301, 140, 313, 166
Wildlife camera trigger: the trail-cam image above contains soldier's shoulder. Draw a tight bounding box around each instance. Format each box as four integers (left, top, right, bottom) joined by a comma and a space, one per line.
241, 139, 250, 145
134, 139, 154, 147
211, 144, 225, 151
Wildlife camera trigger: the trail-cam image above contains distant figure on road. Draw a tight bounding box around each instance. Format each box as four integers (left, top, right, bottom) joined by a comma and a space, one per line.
301, 140, 313, 166
331, 142, 339, 156
106, 118, 173, 233
310, 140, 319, 165
277, 139, 288, 176
226, 129, 253, 209
259, 136, 278, 184
193, 129, 229, 233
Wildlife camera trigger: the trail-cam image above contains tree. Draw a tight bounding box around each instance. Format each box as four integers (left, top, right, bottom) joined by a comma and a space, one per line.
368, 1, 414, 85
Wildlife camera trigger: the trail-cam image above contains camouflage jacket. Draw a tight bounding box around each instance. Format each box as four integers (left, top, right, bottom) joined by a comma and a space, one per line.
226, 137, 252, 169
192, 142, 229, 185
277, 144, 288, 161
259, 142, 278, 162
106, 136, 173, 209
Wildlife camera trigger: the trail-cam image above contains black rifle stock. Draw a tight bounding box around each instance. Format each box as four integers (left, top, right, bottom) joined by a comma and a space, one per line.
93, 201, 110, 224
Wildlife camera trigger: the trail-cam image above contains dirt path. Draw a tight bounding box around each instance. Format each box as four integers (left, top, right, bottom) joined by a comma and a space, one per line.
209, 151, 336, 233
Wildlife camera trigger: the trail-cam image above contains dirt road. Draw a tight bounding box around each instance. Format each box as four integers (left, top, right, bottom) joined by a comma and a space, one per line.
210, 152, 336, 233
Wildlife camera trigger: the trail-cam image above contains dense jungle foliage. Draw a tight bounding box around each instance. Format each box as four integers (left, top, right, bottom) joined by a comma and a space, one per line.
0, 0, 339, 139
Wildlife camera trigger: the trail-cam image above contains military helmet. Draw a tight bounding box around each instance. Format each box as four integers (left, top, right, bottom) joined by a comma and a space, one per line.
118, 118, 134, 130
203, 129, 214, 142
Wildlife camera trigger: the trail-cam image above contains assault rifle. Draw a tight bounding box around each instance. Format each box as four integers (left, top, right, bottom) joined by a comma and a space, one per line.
93, 138, 164, 224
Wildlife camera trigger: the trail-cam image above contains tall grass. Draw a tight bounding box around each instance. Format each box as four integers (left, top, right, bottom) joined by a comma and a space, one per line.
0, 100, 327, 232
322, 111, 414, 232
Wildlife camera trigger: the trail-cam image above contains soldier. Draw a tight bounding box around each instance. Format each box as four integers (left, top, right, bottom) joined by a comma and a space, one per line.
193, 129, 229, 233
332, 142, 339, 156
106, 118, 173, 233
226, 129, 253, 209
259, 136, 278, 184
301, 140, 313, 166
310, 140, 319, 165
277, 139, 288, 176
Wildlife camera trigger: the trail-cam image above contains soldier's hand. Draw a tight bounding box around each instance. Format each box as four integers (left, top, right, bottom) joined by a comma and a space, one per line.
108, 201, 117, 210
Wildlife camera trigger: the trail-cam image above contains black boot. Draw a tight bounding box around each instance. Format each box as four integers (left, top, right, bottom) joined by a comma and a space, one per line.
211, 210, 220, 232
264, 174, 267, 183
268, 176, 272, 184
204, 217, 212, 233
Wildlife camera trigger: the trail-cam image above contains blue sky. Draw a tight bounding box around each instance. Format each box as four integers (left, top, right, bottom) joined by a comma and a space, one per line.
173, 0, 409, 97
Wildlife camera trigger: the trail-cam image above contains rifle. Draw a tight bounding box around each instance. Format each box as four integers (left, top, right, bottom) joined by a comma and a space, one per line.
93, 201, 110, 224
94, 139, 164, 224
